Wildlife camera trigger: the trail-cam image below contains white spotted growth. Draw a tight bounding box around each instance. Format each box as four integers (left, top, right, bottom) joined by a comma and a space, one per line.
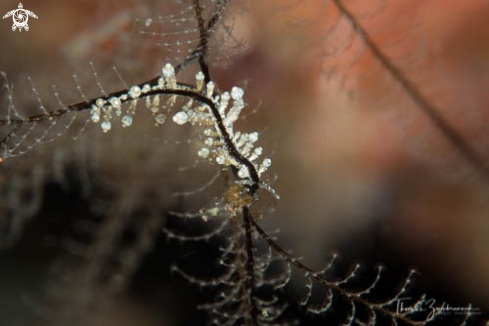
128, 86, 142, 99
87, 63, 276, 198
173, 111, 188, 125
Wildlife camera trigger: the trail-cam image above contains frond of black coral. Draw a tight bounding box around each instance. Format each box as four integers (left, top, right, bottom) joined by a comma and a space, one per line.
326, 0, 489, 181
169, 210, 293, 326
251, 218, 484, 326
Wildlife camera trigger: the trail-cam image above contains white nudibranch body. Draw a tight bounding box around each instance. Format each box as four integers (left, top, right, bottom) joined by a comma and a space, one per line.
89, 63, 276, 196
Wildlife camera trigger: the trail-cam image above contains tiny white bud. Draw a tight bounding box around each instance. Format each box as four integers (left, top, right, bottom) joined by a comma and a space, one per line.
216, 155, 226, 165
231, 87, 244, 100
198, 147, 210, 158
101, 121, 111, 133
173, 111, 188, 125
96, 98, 105, 107
206, 81, 215, 97
196, 71, 205, 81
154, 113, 166, 125
91, 113, 100, 123
162, 63, 175, 78
109, 97, 121, 108
238, 166, 250, 179
196, 71, 205, 91
128, 86, 142, 99
121, 115, 132, 127
142, 84, 151, 93
249, 132, 258, 143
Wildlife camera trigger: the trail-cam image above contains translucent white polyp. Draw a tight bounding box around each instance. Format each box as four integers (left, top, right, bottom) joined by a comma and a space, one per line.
101, 121, 111, 133
196, 71, 205, 81
162, 63, 175, 78
91, 106, 101, 123
196, 72, 205, 91
109, 97, 121, 108
91, 113, 100, 123
162, 63, 176, 87
121, 115, 132, 127
198, 147, 210, 158
248, 147, 263, 161
155, 113, 166, 125
142, 84, 151, 93
238, 166, 250, 178
224, 101, 245, 134
206, 82, 215, 97
128, 86, 142, 99
216, 155, 226, 165
96, 98, 105, 107
231, 87, 244, 100
173, 111, 188, 125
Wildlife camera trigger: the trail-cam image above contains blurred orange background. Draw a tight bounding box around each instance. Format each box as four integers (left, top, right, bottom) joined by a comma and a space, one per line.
1, 0, 488, 314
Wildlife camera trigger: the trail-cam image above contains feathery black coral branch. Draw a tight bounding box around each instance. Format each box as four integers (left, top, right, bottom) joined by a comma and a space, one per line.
330, 0, 489, 181
251, 217, 481, 326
